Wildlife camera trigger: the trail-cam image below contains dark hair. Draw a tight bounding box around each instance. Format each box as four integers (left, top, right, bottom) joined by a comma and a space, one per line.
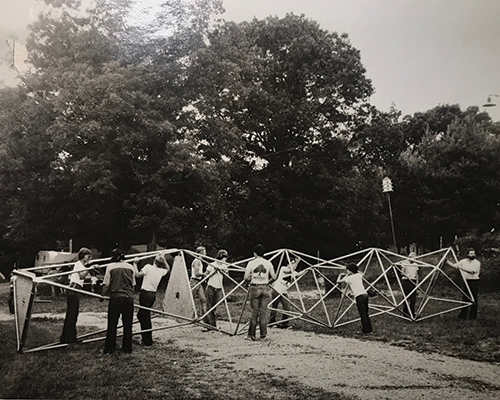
110, 248, 125, 262
467, 247, 476, 253
78, 247, 92, 260
253, 244, 265, 257
346, 263, 358, 273
216, 249, 228, 259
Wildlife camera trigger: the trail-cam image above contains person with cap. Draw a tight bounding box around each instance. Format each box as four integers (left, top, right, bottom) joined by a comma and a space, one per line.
102, 248, 137, 354
203, 249, 229, 329
244, 244, 276, 341
446, 247, 481, 320
60, 247, 93, 344
135, 253, 170, 346
190, 246, 207, 319
337, 263, 372, 335
398, 252, 420, 318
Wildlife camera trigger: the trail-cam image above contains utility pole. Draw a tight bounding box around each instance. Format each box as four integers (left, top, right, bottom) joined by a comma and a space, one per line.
382, 177, 397, 251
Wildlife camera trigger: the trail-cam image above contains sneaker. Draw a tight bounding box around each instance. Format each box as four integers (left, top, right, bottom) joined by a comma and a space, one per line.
245, 336, 257, 341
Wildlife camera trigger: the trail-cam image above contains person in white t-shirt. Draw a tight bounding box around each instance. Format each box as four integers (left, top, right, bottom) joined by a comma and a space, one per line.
244, 244, 276, 341
397, 252, 420, 318
190, 246, 207, 319
135, 253, 170, 346
446, 248, 481, 320
204, 249, 229, 329
269, 257, 307, 328
60, 247, 92, 344
337, 263, 372, 334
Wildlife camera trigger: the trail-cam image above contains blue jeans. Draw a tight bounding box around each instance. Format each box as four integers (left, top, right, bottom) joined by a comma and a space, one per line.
356, 294, 372, 333
248, 285, 271, 338
269, 293, 291, 327
205, 285, 222, 327
459, 279, 479, 319
402, 279, 417, 317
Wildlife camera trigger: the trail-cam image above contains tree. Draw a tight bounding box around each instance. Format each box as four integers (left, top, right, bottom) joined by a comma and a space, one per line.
399, 116, 500, 248
0, 0, 226, 258
183, 14, 376, 254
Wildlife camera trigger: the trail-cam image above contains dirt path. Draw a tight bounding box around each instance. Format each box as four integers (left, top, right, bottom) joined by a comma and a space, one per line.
5, 311, 500, 400
163, 321, 500, 400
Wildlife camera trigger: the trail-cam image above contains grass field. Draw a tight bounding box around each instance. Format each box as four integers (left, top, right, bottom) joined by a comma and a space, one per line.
1, 279, 499, 399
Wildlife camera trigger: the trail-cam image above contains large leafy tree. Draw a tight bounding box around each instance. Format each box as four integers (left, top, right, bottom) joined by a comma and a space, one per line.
183, 14, 378, 254
0, 0, 226, 258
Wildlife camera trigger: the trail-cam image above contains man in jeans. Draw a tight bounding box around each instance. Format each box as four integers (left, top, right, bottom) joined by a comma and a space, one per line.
190, 246, 207, 319
102, 248, 137, 354
135, 253, 170, 346
399, 252, 419, 318
204, 249, 229, 329
337, 263, 372, 335
244, 244, 276, 341
446, 248, 481, 320
60, 247, 92, 344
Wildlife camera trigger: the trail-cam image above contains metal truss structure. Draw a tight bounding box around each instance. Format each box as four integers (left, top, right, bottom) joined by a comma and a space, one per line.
12, 247, 473, 353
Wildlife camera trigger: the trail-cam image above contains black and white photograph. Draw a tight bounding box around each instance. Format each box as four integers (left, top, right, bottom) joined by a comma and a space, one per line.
1, 1, 499, 399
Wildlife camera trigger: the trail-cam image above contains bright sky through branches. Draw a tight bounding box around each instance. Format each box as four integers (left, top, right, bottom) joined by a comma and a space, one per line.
1, 0, 499, 121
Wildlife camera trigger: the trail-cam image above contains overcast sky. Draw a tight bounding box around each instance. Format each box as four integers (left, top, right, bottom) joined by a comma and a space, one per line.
1, 0, 499, 121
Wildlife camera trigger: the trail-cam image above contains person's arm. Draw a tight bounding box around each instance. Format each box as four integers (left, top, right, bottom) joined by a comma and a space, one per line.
456, 262, 479, 274
243, 264, 252, 283
134, 258, 145, 278
295, 267, 309, 279
219, 260, 229, 273
269, 264, 277, 283
204, 265, 215, 278
78, 268, 90, 280
74, 261, 90, 280
101, 266, 111, 297
158, 253, 171, 273
290, 258, 300, 271
337, 272, 347, 284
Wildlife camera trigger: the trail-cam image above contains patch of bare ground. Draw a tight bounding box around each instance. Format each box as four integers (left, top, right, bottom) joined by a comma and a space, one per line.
60, 312, 500, 400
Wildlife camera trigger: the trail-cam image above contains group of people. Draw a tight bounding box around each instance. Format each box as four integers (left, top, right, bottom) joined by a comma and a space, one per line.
60, 247, 170, 353
394, 247, 481, 321
190, 243, 303, 341
60, 244, 482, 353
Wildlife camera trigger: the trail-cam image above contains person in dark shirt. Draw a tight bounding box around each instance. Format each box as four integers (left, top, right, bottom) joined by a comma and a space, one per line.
102, 248, 137, 354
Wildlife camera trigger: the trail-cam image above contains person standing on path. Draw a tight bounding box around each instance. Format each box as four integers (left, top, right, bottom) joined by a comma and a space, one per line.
135, 253, 170, 346
190, 246, 207, 319
102, 248, 137, 354
204, 249, 229, 329
337, 263, 372, 334
446, 247, 481, 320
60, 247, 93, 344
244, 244, 276, 341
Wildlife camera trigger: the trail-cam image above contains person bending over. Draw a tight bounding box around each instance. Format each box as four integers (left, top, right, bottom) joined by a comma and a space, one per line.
337, 263, 372, 334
